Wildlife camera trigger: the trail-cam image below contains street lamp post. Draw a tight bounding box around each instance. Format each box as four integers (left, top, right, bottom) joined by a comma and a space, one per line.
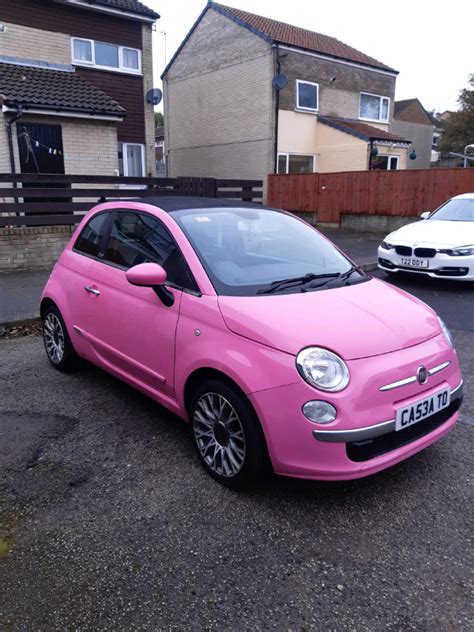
160, 31, 167, 69
464, 143, 474, 168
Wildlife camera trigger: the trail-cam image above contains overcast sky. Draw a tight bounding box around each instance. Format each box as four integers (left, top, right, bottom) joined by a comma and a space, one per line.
148, 0, 473, 114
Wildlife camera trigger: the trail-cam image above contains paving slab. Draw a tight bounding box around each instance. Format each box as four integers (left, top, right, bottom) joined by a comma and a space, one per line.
0, 269, 50, 324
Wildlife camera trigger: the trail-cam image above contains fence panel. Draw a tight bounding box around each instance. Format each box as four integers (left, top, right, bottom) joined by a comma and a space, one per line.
0, 174, 263, 227
268, 168, 474, 224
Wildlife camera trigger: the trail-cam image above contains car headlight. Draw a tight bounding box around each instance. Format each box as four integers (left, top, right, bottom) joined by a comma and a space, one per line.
380, 241, 394, 250
438, 317, 454, 349
447, 245, 474, 256
296, 347, 350, 392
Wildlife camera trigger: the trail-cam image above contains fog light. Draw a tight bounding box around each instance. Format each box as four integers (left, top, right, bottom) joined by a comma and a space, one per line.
302, 400, 337, 424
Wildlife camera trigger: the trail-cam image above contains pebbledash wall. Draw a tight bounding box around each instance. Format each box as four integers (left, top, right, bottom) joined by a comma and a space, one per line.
0, 226, 75, 273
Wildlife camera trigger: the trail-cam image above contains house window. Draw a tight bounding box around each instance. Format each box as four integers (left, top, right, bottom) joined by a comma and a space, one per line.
118, 143, 145, 177
72, 38, 93, 63
296, 80, 319, 112
122, 48, 140, 71
359, 93, 390, 122
278, 153, 315, 174
371, 155, 399, 170
95, 42, 119, 68
71, 38, 141, 74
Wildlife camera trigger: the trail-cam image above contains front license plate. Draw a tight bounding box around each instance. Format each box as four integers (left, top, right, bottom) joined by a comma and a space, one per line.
395, 388, 450, 431
399, 257, 429, 268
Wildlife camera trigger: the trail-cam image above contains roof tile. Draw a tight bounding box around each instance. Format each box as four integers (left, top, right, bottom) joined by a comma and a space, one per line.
212, 3, 396, 73
0, 62, 126, 117
84, 0, 159, 19
319, 116, 411, 143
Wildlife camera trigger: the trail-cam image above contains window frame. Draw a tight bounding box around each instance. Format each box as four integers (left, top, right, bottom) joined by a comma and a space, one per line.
118, 143, 146, 178
73, 209, 200, 295
71, 37, 142, 75
277, 152, 316, 174
371, 154, 400, 170
359, 92, 390, 123
295, 80, 319, 113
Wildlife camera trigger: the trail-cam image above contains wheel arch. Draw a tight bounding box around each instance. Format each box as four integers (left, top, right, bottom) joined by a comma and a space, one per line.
183, 367, 246, 415
183, 366, 273, 472
40, 296, 57, 319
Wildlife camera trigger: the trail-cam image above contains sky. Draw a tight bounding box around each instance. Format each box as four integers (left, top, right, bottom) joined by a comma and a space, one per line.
148, 0, 473, 114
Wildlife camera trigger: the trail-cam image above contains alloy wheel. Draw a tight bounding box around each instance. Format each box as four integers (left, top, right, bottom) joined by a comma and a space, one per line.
193, 392, 246, 477
43, 313, 65, 365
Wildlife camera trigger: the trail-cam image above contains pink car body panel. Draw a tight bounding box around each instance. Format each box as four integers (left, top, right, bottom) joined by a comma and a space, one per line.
41, 201, 463, 481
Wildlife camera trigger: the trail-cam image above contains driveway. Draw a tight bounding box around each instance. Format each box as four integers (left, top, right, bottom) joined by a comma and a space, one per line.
0, 279, 473, 630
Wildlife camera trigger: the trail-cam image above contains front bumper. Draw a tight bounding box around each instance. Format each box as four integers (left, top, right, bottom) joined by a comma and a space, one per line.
312, 381, 463, 443
378, 246, 474, 280
249, 336, 462, 481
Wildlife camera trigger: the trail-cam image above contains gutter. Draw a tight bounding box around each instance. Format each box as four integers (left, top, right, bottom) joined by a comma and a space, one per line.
273, 44, 280, 174
5, 103, 23, 177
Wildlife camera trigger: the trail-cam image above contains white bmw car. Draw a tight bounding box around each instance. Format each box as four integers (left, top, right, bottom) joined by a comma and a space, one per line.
378, 193, 474, 281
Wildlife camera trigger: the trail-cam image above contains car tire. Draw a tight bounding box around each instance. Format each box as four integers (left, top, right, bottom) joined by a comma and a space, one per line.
190, 378, 267, 489
42, 305, 78, 371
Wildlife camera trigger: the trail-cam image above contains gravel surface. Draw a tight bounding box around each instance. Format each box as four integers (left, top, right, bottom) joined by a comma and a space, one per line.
0, 330, 473, 631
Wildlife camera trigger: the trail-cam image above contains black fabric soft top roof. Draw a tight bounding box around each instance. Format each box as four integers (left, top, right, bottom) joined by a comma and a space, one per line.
134, 196, 272, 213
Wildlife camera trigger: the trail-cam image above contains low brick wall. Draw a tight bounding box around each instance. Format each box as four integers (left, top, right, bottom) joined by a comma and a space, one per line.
0, 226, 75, 273
341, 214, 419, 233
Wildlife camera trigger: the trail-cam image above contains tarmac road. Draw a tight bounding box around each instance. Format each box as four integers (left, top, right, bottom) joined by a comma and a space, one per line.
0, 277, 473, 630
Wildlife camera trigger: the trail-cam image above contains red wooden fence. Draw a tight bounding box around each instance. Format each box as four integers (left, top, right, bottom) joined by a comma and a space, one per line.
267, 168, 474, 224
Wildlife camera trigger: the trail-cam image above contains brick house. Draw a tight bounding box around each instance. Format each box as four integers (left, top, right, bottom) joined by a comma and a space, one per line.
0, 0, 159, 179
392, 99, 435, 169
163, 2, 412, 196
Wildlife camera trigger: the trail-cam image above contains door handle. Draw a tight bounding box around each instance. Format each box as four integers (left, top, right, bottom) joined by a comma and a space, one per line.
84, 286, 101, 296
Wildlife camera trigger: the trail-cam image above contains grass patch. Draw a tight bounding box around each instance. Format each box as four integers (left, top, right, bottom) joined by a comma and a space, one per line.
0, 535, 13, 558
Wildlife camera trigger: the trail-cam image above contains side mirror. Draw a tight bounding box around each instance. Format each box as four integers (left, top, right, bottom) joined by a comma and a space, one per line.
126, 262, 167, 287
126, 263, 174, 307
420, 211, 431, 220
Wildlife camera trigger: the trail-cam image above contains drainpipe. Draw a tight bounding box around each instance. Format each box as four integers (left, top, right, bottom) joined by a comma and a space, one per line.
6, 104, 23, 178
368, 139, 374, 170
273, 44, 281, 173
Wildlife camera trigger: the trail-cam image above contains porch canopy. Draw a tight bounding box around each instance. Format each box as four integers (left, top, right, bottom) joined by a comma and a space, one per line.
0, 61, 125, 120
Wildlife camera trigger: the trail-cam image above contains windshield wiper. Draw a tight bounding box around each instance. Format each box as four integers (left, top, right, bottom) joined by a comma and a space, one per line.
304, 265, 363, 290
257, 272, 340, 295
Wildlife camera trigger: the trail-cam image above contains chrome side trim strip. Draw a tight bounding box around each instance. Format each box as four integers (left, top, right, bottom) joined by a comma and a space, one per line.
379, 376, 417, 392
379, 360, 451, 392
428, 361, 451, 376
313, 380, 463, 443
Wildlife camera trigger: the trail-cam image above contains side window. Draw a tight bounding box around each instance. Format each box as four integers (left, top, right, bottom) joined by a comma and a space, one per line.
104, 211, 196, 290
74, 212, 110, 257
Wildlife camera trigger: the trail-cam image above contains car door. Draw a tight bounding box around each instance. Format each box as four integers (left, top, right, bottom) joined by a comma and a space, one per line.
80, 209, 196, 401
61, 210, 111, 349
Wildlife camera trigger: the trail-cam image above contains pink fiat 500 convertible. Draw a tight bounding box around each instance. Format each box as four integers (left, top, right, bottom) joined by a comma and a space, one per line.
41, 198, 463, 487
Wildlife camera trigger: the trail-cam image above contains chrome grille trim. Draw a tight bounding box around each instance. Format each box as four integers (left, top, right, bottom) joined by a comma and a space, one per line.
428, 361, 451, 376
379, 360, 451, 392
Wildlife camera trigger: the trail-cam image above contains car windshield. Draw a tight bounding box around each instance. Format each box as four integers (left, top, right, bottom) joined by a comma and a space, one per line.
429, 198, 474, 222
173, 207, 359, 296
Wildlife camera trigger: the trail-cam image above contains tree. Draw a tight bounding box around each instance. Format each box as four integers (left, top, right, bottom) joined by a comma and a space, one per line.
154, 112, 164, 127
439, 75, 474, 154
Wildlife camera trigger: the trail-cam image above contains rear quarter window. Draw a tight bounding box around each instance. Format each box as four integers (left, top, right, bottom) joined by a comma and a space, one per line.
74, 213, 110, 257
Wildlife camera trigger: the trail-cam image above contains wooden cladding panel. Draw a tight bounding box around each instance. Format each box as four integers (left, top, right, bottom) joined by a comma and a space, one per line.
268, 169, 474, 224
2, 0, 143, 48
75, 68, 145, 142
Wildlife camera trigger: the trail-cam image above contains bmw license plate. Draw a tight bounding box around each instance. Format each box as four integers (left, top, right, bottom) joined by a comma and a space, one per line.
399, 257, 429, 268
395, 388, 450, 431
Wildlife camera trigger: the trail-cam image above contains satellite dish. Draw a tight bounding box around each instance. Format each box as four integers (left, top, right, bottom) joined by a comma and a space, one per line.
146, 88, 163, 106
272, 74, 288, 90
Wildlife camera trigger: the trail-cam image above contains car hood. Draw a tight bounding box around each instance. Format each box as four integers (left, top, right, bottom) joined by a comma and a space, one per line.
387, 220, 474, 247
218, 278, 441, 360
